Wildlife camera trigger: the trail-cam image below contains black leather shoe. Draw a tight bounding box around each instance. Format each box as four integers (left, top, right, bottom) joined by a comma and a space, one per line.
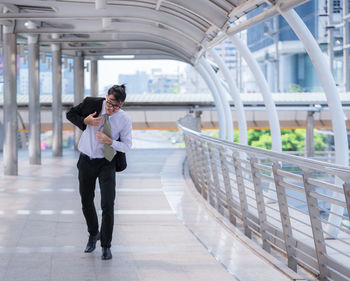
101, 247, 112, 260
84, 232, 100, 253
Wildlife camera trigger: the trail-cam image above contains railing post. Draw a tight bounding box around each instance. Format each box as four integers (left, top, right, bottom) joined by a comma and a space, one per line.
343, 181, 350, 221
199, 141, 213, 203
200, 142, 216, 206
208, 143, 225, 215
302, 169, 328, 280
193, 139, 208, 200
219, 147, 236, 225
249, 155, 271, 252
185, 136, 200, 193
272, 161, 297, 272
183, 135, 193, 169
232, 151, 251, 238
184, 135, 196, 177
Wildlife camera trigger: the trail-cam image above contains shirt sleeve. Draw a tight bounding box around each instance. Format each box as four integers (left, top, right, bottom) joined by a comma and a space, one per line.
66, 99, 87, 131
111, 116, 132, 153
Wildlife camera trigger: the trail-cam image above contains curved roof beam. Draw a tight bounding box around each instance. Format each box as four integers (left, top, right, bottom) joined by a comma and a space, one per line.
162, 0, 229, 28
59, 45, 192, 63
39, 37, 192, 62
16, 18, 200, 49
202, 0, 309, 52
1, 1, 207, 41
16, 21, 198, 58
60, 51, 181, 61
39, 33, 192, 59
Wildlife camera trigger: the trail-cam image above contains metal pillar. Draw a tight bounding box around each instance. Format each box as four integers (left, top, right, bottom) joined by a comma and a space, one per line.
305, 110, 314, 158
201, 57, 233, 142
273, 15, 280, 93
90, 58, 98, 97
196, 62, 227, 140
328, 0, 334, 75
237, 49, 242, 92
281, 8, 349, 237
73, 54, 84, 149
51, 40, 62, 157
229, 35, 282, 152
28, 35, 41, 164
209, 49, 248, 145
343, 0, 350, 91
3, 26, 17, 175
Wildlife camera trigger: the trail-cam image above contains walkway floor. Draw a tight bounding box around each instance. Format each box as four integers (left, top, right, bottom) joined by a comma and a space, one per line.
0, 148, 309, 281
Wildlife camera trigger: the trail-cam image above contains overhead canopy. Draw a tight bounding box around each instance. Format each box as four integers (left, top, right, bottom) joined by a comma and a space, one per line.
0, 0, 306, 63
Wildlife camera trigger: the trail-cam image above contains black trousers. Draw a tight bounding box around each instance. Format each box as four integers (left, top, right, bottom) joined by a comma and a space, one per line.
77, 153, 116, 248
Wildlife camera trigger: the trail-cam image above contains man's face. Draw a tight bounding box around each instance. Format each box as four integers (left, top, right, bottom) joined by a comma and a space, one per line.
105, 94, 124, 115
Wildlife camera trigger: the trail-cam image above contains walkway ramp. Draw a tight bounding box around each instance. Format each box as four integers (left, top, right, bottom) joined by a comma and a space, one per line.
0, 149, 309, 281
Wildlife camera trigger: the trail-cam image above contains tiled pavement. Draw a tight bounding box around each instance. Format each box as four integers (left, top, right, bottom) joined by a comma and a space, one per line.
0, 148, 307, 281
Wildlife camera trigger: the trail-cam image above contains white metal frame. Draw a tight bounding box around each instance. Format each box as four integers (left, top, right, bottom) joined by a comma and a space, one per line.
228, 34, 282, 152
208, 49, 248, 145
196, 61, 227, 140
200, 57, 233, 141
280, 8, 349, 237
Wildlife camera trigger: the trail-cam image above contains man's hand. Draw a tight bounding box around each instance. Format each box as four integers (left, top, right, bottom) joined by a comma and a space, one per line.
84, 112, 102, 126
96, 131, 113, 145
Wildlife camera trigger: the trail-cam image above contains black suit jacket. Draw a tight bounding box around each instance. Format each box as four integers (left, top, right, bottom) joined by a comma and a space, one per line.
66, 97, 127, 172
66, 97, 105, 131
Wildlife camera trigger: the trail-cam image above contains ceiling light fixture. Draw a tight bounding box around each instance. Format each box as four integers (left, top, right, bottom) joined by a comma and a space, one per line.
103, 55, 135, 59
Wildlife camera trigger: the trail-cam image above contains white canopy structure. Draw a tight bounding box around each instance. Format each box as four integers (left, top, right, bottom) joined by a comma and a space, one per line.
0, 2, 347, 156
0, 0, 307, 62
2, 2, 350, 278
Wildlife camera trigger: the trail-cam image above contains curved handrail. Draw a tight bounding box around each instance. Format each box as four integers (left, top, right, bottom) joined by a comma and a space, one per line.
178, 123, 350, 178
178, 120, 350, 280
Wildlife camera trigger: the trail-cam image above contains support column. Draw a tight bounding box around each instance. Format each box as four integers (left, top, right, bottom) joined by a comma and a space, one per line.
305, 110, 314, 158
90, 58, 98, 97
209, 49, 248, 145
200, 57, 233, 142
343, 0, 350, 91
237, 49, 242, 92
28, 35, 41, 164
74, 53, 84, 149
273, 15, 280, 93
196, 61, 226, 140
281, 8, 349, 237
328, 0, 334, 75
229, 35, 282, 152
52, 39, 62, 156
3, 25, 17, 175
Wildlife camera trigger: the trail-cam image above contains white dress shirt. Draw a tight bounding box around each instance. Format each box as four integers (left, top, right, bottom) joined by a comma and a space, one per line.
78, 100, 132, 159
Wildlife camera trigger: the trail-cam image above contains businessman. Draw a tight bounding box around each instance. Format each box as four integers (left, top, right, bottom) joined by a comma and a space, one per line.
66, 84, 132, 260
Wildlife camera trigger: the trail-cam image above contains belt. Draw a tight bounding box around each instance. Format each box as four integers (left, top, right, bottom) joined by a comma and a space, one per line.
80, 153, 104, 161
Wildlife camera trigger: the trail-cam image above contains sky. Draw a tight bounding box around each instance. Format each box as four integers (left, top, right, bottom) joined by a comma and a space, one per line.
85, 59, 189, 92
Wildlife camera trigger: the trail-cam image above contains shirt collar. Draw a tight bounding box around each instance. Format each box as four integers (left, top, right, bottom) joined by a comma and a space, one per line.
101, 100, 106, 116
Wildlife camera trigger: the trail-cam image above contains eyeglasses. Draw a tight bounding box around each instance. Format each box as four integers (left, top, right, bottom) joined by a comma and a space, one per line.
106, 99, 122, 110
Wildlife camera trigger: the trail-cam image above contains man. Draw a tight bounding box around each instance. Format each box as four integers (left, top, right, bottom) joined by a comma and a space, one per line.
66, 84, 132, 260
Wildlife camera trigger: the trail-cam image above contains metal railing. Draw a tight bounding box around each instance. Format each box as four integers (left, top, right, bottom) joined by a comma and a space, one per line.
286, 151, 350, 165
179, 122, 350, 281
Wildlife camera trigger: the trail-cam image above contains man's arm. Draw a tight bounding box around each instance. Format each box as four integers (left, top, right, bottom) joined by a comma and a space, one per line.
96, 117, 132, 153
111, 117, 132, 153
66, 97, 102, 130
66, 101, 87, 131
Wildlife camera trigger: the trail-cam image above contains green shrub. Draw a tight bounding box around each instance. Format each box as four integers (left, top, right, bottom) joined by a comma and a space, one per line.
209, 128, 327, 152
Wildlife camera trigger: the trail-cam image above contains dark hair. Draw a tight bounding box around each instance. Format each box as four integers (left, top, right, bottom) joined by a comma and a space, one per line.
108, 84, 126, 102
